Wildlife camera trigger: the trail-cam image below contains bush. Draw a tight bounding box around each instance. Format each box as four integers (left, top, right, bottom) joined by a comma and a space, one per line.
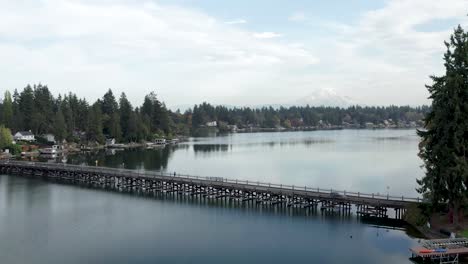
6, 144, 22, 155
405, 204, 430, 227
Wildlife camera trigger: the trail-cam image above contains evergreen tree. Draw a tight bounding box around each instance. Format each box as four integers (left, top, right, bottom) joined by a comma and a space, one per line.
18, 85, 34, 130
109, 112, 122, 141
11, 89, 23, 132
101, 89, 120, 137
87, 103, 105, 143
119, 93, 133, 141
417, 25, 468, 226
54, 107, 67, 142
32, 84, 54, 134
127, 111, 138, 142
2, 91, 13, 129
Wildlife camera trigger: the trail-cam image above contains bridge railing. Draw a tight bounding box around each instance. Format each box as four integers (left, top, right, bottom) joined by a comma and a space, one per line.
0, 160, 422, 203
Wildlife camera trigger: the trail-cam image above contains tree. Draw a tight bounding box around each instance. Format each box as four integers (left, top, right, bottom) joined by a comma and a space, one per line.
109, 112, 122, 141
87, 103, 105, 143
11, 89, 23, 132
2, 91, 13, 128
32, 84, 54, 134
0, 125, 13, 150
101, 89, 120, 137
127, 111, 138, 142
119, 93, 133, 141
417, 25, 468, 226
54, 107, 67, 142
141, 92, 171, 134
18, 85, 35, 130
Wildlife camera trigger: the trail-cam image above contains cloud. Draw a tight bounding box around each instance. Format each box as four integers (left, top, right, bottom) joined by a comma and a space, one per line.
289, 12, 306, 22
1, 0, 467, 107
0, 0, 317, 106
307, 0, 468, 105
253, 32, 283, 39
225, 19, 247, 25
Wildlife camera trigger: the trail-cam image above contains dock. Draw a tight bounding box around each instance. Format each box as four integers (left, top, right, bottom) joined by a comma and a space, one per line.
410, 238, 468, 263
0, 160, 422, 219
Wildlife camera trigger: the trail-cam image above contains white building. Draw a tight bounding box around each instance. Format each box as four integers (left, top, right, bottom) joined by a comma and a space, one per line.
206, 121, 217, 127
106, 138, 116, 146
154, 138, 166, 145
42, 133, 56, 143
13, 131, 35, 142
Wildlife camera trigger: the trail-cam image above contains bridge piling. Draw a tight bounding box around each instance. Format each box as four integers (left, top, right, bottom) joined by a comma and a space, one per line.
0, 160, 420, 220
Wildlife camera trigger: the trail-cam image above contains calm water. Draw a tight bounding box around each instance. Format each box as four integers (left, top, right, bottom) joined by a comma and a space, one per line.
0, 129, 423, 263
68, 129, 423, 197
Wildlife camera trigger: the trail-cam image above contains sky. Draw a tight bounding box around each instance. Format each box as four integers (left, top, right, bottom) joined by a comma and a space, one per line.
1, 0, 468, 108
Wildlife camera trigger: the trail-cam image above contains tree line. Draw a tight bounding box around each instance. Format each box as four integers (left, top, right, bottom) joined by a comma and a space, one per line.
0, 85, 185, 144
191, 102, 429, 129
0, 84, 429, 146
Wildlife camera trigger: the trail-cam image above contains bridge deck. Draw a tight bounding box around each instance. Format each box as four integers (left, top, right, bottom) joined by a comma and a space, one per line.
0, 160, 421, 209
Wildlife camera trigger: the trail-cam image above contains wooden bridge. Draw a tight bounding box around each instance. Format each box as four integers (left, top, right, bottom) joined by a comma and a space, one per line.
0, 160, 422, 219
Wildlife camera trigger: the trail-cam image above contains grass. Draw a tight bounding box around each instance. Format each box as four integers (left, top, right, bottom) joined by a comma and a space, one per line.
459, 229, 468, 238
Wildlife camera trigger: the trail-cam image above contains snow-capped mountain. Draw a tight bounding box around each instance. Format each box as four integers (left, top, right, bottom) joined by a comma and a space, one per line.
294, 88, 357, 107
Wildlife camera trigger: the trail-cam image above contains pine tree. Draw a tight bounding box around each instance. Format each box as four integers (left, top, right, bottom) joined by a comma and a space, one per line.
127, 111, 138, 142
87, 103, 105, 143
101, 89, 120, 137
109, 112, 122, 141
19, 85, 35, 130
54, 107, 67, 142
2, 91, 13, 129
417, 25, 468, 226
119, 93, 133, 141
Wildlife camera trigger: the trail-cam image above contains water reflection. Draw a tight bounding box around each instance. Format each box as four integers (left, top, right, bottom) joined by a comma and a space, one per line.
0, 174, 420, 264
36, 129, 422, 197
66, 146, 176, 170
193, 144, 230, 154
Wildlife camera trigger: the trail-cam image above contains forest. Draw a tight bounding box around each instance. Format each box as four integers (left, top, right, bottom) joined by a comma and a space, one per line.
0, 84, 429, 145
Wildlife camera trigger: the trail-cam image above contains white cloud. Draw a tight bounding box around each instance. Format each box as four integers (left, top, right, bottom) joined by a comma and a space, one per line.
0, 0, 316, 106
305, 0, 468, 105
225, 19, 247, 25
253, 32, 283, 39
289, 12, 306, 22
1, 0, 467, 107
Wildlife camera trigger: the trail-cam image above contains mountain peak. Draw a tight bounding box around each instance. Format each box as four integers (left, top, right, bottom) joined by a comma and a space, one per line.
295, 88, 357, 107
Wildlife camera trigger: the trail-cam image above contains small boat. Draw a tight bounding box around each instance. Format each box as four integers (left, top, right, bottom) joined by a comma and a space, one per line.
419, 249, 434, 254
39, 145, 62, 155
154, 138, 166, 145
107, 143, 125, 148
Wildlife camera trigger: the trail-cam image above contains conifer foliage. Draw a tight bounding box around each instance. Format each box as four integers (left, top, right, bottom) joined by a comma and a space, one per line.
418, 25, 468, 225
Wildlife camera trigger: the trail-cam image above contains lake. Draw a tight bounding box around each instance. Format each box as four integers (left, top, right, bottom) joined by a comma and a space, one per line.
0, 129, 423, 263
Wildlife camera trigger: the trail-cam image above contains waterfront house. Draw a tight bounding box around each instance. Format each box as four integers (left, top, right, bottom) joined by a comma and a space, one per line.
206, 121, 217, 127
154, 138, 166, 145
13, 131, 35, 142
365, 122, 375, 129
227, 124, 238, 132
106, 138, 116, 146
42, 133, 56, 143
39, 145, 62, 155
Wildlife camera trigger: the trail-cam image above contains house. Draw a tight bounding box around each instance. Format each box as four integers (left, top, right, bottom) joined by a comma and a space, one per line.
364, 122, 375, 129
42, 133, 56, 143
227, 125, 238, 132
206, 121, 217, 127
106, 138, 116, 146
154, 138, 166, 145
13, 131, 35, 142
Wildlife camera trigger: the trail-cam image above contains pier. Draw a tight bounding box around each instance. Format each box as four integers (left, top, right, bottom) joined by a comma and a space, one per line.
0, 160, 422, 219
410, 238, 468, 264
